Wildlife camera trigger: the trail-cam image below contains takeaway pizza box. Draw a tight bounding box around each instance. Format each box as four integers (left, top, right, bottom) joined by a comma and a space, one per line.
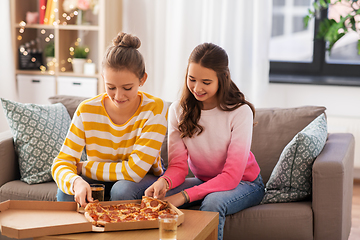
0, 200, 184, 239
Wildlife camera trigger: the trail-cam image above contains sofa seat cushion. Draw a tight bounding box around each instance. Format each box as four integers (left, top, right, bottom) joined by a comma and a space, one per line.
223, 201, 313, 240
0, 180, 57, 202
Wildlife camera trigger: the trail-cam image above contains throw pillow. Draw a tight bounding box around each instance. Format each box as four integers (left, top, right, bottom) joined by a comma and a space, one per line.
261, 113, 328, 204
1, 98, 71, 184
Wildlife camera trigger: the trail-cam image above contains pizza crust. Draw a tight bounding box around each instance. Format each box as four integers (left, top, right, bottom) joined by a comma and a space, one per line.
84, 212, 96, 225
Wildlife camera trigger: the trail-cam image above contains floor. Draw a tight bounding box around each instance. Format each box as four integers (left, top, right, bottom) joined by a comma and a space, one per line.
349, 182, 360, 240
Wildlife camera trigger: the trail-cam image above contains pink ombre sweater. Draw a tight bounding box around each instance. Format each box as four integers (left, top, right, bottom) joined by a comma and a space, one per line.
162, 101, 260, 202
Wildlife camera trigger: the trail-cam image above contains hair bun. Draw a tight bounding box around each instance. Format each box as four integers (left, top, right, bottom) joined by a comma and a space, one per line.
113, 32, 141, 49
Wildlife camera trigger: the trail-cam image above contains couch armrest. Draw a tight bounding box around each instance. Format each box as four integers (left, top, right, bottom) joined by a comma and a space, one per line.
312, 133, 355, 240
0, 131, 19, 186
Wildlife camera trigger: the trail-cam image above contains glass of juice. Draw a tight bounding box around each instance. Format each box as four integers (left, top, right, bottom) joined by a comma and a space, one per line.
158, 214, 178, 240
90, 183, 105, 201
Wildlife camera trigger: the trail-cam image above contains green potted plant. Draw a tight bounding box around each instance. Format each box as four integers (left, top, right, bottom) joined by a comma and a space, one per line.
44, 42, 55, 71
72, 46, 89, 74
304, 0, 360, 54
73, 46, 89, 59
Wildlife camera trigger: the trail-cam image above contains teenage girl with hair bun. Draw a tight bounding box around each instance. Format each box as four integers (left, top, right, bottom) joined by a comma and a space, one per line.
145, 42, 265, 240
52, 32, 168, 207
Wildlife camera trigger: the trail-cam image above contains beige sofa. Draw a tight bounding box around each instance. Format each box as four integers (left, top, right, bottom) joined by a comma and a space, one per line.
0, 96, 355, 240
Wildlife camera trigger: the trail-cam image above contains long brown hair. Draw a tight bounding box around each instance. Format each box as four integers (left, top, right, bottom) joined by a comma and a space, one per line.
178, 43, 255, 138
102, 32, 145, 78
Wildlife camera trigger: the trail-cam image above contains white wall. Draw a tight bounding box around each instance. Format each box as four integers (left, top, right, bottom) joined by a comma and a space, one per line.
0, 0, 17, 132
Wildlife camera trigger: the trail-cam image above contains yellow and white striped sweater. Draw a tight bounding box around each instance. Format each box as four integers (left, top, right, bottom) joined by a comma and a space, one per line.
51, 92, 168, 195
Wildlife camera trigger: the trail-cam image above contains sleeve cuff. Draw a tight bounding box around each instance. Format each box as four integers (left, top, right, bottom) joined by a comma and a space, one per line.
69, 175, 81, 195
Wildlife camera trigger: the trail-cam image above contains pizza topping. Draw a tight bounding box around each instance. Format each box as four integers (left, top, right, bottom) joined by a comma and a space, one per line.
150, 200, 159, 207
142, 208, 153, 213
99, 214, 111, 222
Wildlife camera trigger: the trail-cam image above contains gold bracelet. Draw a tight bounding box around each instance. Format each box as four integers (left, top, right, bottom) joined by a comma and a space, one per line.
163, 178, 169, 190
161, 176, 171, 190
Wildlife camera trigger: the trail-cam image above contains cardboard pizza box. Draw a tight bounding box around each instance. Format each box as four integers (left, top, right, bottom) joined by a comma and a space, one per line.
0, 200, 91, 239
0, 199, 184, 239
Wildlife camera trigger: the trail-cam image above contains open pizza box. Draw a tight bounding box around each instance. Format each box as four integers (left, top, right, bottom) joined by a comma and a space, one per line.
0, 200, 184, 239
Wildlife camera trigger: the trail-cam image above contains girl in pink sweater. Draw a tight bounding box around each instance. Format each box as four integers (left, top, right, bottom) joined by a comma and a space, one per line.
145, 43, 264, 240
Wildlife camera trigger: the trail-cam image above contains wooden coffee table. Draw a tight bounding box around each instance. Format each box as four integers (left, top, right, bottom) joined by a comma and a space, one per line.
34, 209, 219, 240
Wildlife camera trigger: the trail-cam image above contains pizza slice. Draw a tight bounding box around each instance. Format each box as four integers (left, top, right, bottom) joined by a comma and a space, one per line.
84, 201, 111, 226
140, 196, 168, 212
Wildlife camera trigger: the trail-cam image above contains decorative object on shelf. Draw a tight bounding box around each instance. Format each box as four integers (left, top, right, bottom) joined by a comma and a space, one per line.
44, 42, 55, 72
43, 0, 57, 25
76, 9, 84, 25
84, 60, 96, 75
18, 39, 43, 70
71, 45, 89, 74
62, 0, 99, 25
26, 12, 39, 24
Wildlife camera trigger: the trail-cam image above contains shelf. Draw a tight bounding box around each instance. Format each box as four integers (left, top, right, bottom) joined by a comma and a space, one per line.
11, 0, 122, 101
16, 69, 55, 75
58, 71, 100, 79
15, 24, 100, 31
15, 69, 100, 79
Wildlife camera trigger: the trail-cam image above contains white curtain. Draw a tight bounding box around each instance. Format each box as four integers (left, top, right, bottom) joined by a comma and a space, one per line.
0, 0, 16, 132
122, 0, 272, 105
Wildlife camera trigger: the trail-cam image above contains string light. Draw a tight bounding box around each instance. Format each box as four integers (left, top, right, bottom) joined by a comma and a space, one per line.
16, 4, 95, 74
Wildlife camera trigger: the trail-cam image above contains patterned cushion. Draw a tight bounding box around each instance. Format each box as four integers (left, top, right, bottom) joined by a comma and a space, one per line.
1, 98, 71, 184
261, 113, 327, 204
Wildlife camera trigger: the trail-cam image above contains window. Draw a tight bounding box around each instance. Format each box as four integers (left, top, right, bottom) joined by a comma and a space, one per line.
269, 0, 360, 86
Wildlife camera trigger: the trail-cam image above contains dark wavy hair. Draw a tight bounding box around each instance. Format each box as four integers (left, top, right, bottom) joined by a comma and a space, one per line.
178, 43, 255, 138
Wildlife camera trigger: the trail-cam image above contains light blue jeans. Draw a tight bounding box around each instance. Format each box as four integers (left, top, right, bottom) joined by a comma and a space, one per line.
56, 174, 159, 201
166, 174, 265, 240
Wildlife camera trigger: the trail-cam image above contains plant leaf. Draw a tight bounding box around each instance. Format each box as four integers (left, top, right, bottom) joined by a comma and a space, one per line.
313, 2, 320, 11
319, 0, 328, 8
304, 15, 311, 28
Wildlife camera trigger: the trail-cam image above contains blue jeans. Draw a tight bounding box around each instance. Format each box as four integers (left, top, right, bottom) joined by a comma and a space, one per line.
56, 174, 159, 201
166, 174, 265, 240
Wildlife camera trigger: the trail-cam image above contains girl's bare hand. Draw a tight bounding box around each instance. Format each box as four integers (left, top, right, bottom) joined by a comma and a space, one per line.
145, 178, 168, 199
73, 177, 93, 207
